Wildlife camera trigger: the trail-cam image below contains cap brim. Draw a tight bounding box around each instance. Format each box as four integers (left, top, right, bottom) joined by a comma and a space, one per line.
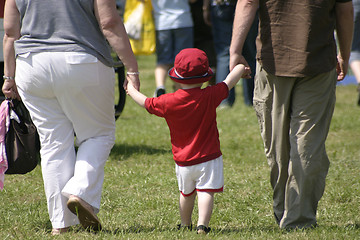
168, 67, 214, 84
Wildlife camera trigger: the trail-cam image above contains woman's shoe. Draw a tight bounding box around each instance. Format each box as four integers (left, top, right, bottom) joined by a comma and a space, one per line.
67, 195, 102, 231
51, 227, 69, 235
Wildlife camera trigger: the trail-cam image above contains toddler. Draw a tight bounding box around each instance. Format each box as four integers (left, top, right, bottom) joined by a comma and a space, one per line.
126, 48, 248, 234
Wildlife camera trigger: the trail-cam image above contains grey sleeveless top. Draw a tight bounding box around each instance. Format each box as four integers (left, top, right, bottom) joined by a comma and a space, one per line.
14, 0, 114, 67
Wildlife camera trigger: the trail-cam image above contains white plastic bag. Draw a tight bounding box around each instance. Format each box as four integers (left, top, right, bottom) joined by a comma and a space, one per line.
124, 2, 144, 40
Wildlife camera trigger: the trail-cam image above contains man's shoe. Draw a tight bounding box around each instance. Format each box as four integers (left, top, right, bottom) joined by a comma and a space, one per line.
67, 195, 102, 231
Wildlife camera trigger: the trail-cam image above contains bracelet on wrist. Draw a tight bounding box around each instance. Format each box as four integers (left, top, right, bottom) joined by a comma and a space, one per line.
126, 71, 140, 75
3, 76, 15, 80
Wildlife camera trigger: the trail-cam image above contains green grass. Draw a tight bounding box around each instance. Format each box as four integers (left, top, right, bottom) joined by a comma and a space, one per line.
1, 54, 360, 239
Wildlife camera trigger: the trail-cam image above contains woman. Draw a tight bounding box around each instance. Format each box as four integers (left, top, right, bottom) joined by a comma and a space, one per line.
2, 0, 139, 235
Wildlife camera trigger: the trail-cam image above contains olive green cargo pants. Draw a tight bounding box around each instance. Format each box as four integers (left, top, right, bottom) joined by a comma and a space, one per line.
253, 63, 337, 229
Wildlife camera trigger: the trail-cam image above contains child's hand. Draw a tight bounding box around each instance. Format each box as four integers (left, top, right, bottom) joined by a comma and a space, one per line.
124, 74, 140, 92
126, 79, 138, 96
125, 82, 130, 95
126, 81, 133, 96
231, 64, 246, 79
242, 66, 252, 79
126, 79, 147, 108
224, 64, 247, 90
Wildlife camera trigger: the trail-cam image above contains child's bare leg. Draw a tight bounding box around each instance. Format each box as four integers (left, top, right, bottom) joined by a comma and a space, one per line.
197, 191, 214, 227
179, 191, 196, 226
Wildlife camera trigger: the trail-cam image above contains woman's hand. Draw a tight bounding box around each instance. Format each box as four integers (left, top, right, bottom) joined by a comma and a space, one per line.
2, 79, 20, 100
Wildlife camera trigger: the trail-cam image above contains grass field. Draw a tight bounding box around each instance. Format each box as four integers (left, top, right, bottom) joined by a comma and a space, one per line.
0, 54, 359, 239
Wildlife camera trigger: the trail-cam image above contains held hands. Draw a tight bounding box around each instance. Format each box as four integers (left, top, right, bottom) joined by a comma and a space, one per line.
125, 76, 147, 108
125, 79, 135, 95
224, 64, 250, 90
229, 54, 252, 79
242, 66, 251, 79
124, 72, 140, 92
231, 64, 250, 80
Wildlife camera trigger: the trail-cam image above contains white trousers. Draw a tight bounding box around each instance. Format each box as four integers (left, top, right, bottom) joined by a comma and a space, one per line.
15, 52, 116, 228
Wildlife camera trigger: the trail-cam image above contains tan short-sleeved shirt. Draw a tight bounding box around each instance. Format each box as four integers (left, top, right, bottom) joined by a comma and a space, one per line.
257, 0, 351, 77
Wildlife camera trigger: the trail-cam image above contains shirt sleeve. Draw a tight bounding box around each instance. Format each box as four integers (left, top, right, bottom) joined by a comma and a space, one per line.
145, 97, 166, 117
211, 82, 229, 106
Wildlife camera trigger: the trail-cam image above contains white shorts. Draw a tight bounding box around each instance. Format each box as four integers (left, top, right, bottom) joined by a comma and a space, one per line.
176, 156, 224, 196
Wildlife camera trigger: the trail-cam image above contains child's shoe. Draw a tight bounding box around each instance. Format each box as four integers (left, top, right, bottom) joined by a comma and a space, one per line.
177, 223, 192, 231
196, 225, 211, 234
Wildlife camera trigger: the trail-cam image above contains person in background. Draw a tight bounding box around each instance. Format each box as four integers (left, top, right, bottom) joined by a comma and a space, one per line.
116, 0, 126, 16
230, 0, 353, 230
127, 48, 249, 234
350, 0, 360, 106
151, 0, 195, 97
2, 0, 139, 235
203, 0, 258, 107
189, 0, 216, 84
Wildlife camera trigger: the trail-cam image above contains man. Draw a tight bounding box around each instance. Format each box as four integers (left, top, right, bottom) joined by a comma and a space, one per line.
230, 0, 353, 230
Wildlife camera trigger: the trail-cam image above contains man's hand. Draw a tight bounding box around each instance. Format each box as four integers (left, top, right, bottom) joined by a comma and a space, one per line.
336, 54, 348, 81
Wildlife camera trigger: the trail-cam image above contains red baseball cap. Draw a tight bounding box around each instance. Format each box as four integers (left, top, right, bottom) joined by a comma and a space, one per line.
168, 48, 214, 84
